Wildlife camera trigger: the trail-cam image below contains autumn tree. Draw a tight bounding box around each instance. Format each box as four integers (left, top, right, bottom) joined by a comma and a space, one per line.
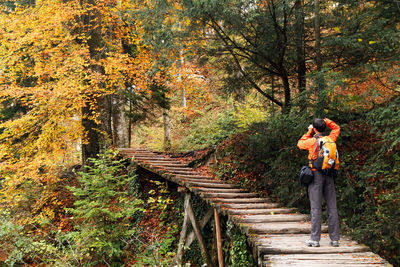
0, 0, 155, 226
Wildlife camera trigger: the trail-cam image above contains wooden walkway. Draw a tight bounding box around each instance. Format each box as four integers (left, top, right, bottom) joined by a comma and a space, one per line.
120, 149, 392, 267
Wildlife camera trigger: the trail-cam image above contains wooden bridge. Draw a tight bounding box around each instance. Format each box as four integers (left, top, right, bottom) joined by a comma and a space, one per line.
120, 148, 392, 267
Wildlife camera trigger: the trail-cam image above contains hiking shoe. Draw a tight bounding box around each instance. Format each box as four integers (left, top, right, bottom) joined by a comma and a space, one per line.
330, 240, 340, 247
305, 240, 320, 247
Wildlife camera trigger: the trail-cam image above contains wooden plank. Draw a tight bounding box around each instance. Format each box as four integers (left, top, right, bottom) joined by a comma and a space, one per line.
119, 149, 155, 154
125, 153, 163, 157
178, 178, 225, 183
167, 170, 201, 175
140, 160, 179, 164
252, 234, 350, 244
147, 163, 188, 167
242, 222, 328, 235
132, 155, 165, 159
264, 252, 387, 261
154, 167, 193, 172
185, 182, 238, 188
264, 260, 388, 267
160, 167, 197, 171
231, 214, 308, 223
162, 176, 185, 185
191, 187, 249, 193
201, 192, 259, 198
181, 180, 228, 187
176, 175, 214, 179
208, 198, 270, 204
136, 158, 184, 163
219, 203, 281, 209
263, 252, 390, 266
254, 234, 370, 255
259, 245, 370, 255
173, 178, 229, 188
225, 208, 298, 215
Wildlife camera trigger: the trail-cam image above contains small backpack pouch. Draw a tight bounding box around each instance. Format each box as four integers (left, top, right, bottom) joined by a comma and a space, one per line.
299, 166, 314, 186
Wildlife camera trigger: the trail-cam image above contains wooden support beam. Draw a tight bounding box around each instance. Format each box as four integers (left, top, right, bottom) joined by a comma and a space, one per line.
214, 208, 224, 267
173, 193, 190, 266
185, 208, 214, 248
186, 193, 214, 267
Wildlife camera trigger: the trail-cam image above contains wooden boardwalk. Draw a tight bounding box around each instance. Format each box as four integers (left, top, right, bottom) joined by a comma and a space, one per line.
120, 148, 392, 267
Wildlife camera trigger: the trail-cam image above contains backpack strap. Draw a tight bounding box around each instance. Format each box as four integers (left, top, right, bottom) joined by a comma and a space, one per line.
312, 137, 319, 156
310, 134, 324, 169
312, 134, 324, 157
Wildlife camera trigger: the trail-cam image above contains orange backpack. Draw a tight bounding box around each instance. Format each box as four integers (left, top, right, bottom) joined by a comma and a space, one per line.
311, 136, 339, 172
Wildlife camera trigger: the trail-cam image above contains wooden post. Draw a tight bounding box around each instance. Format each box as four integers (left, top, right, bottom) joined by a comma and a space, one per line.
173, 191, 190, 266
214, 208, 224, 267
186, 193, 214, 267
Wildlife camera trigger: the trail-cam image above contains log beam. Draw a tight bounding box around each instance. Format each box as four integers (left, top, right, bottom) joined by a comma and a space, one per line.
214, 208, 224, 267
186, 193, 214, 267
185, 208, 214, 248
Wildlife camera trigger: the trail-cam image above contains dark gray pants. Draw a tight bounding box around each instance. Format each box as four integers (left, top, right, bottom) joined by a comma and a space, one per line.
308, 170, 340, 241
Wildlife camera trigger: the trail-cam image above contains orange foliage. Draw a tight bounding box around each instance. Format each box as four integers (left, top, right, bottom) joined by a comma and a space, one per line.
334, 68, 398, 109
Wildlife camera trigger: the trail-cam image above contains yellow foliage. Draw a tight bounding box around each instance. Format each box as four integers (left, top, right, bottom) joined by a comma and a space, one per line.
0, 0, 159, 225
0, 2, 86, 191
233, 95, 268, 129
0, 0, 213, 226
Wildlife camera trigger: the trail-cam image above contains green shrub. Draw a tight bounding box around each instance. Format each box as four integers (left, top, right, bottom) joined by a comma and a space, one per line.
66, 150, 144, 266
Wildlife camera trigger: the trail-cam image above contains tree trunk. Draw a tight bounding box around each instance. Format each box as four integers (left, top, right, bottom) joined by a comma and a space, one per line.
315, 0, 322, 72
96, 95, 112, 149
314, 0, 326, 115
128, 98, 132, 148
295, 0, 307, 110
163, 108, 171, 151
81, 103, 100, 165
179, 49, 187, 108
112, 93, 129, 148
270, 75, 275, 114
280, 72, 291, 113
235, 71, 245, 103
182, 88, 187, 108
80, 0, 105, 164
